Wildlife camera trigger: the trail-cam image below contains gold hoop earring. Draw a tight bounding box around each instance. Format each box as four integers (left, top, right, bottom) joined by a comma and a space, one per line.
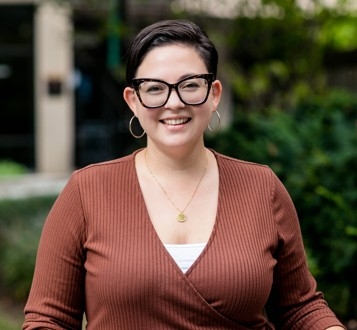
129, 115, 145, 138
208, 111, 221, 133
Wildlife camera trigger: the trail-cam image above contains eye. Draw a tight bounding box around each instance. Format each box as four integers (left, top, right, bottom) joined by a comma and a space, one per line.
180, 78, 204, 91
140, 82, 167, 94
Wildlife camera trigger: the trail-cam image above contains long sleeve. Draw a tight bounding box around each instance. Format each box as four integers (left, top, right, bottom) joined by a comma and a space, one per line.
265, 172, 344, 329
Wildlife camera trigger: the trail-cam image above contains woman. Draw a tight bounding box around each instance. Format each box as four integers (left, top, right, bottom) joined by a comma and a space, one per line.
23, 20, 345, 329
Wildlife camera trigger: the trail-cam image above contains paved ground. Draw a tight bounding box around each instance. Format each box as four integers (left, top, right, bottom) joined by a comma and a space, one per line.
0, 173, 70, 200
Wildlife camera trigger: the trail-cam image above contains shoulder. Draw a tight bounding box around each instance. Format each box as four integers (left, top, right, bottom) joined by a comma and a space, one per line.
70, 151, 138, 187
212, 151, 282, 198
213, 150, 273, 177
214, 152, 296, 212
78, 151, 135, 174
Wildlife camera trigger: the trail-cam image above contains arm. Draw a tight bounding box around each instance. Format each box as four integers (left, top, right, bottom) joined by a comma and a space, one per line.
23, 173, 86, 329
265, 172, 345, 329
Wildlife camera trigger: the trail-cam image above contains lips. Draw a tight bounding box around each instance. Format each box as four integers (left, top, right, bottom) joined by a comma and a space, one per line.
161, 118, 190, 125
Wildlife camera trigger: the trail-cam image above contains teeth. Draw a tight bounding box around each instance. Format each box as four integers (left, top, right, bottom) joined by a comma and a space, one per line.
163, 118, 189, 125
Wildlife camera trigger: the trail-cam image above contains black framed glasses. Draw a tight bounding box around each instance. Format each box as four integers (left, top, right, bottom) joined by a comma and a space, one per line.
131, 73, 214, 109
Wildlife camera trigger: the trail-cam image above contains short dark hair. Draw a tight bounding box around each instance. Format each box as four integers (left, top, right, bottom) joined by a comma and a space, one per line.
125, 19, 218, 85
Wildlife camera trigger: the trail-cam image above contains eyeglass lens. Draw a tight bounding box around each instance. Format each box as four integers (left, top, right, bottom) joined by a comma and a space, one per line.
137, 76, 210, 108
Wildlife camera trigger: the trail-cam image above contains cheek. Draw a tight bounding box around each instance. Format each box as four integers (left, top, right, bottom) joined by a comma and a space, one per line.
197, 105, 214, 125
133, 99, 150, 118
136, 108, 158, 125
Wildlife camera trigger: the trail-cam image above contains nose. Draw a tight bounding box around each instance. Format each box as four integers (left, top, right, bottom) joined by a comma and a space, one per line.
164, 88, 185, 109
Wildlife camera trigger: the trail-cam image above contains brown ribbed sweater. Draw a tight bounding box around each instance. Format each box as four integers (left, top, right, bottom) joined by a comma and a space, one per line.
23, 151, 343, 329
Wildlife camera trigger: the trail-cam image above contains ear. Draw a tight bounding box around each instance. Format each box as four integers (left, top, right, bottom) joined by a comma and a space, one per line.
123, 87, 138, 116
211, 80, 222, 111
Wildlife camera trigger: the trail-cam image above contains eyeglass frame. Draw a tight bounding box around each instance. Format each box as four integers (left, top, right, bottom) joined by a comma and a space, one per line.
131, 73, 214, 109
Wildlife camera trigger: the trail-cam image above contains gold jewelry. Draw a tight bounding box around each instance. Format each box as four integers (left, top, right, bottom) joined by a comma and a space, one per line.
145, 150, 208, 222
208, 110, 221, 133
129, 115, 146, 138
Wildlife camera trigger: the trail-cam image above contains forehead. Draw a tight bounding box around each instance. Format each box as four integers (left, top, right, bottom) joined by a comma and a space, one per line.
136, 44, 207, 80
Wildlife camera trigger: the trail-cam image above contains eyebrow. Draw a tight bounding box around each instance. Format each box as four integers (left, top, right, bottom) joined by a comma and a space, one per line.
135, 73, 206, 83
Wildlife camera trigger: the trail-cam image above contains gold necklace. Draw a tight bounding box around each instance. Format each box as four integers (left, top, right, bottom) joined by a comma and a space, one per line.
144, 150, 208, 223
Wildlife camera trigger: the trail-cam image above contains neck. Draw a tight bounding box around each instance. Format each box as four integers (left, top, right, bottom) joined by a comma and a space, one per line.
144, 142, 208, 173
144, 146, 208, 175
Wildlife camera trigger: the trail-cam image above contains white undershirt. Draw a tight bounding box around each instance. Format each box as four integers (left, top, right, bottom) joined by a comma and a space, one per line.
164, 243, 207, 273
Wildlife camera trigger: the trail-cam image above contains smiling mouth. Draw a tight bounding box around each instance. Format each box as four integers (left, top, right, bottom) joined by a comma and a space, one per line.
161, 118, 191, 125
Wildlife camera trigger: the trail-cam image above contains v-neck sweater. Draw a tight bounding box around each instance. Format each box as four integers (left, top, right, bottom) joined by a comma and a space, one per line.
23, 151, 344, 329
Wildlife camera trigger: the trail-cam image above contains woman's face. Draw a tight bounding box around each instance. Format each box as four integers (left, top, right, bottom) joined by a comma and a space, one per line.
124, 44, 222, 151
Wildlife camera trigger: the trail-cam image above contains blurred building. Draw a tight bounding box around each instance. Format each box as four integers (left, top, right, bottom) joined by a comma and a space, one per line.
0, 0, 74, 174
0, 0, 136, 174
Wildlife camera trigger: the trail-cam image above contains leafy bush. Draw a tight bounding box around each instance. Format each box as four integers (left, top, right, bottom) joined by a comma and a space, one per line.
0, 196, 57, 301
207, 89, 357, 319
0, 316, 22, 330
0, 160, 28, 176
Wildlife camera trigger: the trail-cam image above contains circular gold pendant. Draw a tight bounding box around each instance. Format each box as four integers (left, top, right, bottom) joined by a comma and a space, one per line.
177, 212, 187, 222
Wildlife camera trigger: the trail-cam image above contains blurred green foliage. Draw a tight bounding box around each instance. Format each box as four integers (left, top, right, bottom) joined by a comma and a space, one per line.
0, 317, 22, 330
0, 160, 28, 176
206, 6, 355, 110
207, 90, 357, 319
0, 197, 56, 301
